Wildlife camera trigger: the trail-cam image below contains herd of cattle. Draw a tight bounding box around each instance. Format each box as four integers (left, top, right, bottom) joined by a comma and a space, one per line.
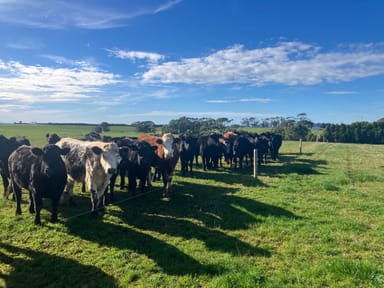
0, 131, 282, 224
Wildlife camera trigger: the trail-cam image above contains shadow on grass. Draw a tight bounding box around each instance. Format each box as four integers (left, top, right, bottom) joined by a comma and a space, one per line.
65, 210, 224, 276
258, 153, 328, 177
63, 176, 300, 276
0, 242, 118, 288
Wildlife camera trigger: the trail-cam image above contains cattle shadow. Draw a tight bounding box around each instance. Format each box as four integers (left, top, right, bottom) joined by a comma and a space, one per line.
127, 180, 298, 232
62, 179, 292, 276
183, 168, 267, 187
258, 153, 328, 178
64, 211, 223, 276
0, 242, 118, 288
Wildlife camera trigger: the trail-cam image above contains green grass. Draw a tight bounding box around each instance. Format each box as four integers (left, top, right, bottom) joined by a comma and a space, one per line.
1, 125, 384, 287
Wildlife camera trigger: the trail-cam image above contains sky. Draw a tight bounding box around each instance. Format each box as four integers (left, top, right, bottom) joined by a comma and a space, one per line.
0, 0, 384, 125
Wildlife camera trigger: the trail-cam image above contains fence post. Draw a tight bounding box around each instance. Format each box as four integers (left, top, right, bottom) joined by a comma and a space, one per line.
253, 149, 258, 178
299, 138, 303, 154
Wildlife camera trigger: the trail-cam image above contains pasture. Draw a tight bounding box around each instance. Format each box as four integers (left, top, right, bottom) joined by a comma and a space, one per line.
0, 125, 384, 287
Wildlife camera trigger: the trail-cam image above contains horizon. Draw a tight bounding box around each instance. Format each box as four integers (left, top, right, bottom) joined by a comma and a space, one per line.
1, 1, 383, 125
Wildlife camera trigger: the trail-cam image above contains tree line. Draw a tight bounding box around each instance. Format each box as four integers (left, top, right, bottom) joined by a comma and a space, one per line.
323, 121, 384, 144
98, 114, 384, 144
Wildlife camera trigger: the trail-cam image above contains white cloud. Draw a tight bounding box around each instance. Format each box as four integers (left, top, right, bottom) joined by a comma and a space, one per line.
142, 42, 384, 86
0, 59, 121, 103
107, 48, 165, 63
0, 0, 182, 29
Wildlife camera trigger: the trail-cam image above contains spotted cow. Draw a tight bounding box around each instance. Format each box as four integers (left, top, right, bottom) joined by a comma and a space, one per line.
55, 138, 121, 215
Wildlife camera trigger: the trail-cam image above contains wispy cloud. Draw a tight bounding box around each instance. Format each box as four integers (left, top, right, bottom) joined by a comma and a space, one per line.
0, 0, 182, 29
7, 38, 44, 50
0, 59, 121, 103
206, 98, 272, 104
107, 48, 165, 64
142, 41, 384, 86
325, 91, 358, 95
129, 110, 275, 119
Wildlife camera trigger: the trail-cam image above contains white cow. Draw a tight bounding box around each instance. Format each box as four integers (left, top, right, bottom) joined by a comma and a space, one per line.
56, 138, 121, 215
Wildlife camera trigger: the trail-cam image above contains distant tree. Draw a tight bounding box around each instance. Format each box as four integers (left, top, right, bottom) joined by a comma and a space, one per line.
100, 122, 110, 132
133, 121, 156, 133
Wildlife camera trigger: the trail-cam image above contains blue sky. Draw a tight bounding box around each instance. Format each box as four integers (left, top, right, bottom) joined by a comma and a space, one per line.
0, 0, 383, 124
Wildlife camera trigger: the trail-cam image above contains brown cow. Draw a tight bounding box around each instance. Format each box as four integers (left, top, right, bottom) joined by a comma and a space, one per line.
138, 133, 179, 198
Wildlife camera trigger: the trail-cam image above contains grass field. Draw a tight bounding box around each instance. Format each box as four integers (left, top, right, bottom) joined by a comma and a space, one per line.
1, 125, 384, 287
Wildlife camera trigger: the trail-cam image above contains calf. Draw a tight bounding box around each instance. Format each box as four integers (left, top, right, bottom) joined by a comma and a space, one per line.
7, 144, 69, 224
138, 133, 179, 198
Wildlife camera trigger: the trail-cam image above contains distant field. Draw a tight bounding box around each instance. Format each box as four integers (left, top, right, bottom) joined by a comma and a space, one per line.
0, 124, 141, 146
0, 126, 384, 287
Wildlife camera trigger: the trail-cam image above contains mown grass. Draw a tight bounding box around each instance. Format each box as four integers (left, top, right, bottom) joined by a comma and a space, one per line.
1, 125, 384, 287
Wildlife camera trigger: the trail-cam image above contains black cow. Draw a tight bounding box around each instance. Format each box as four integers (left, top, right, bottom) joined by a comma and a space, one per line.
198, 133, 222, 171
7, 144, 69, 224
233, 134, 255, 169
178, 134, 199, 176
0, 135, 30, 197
126, 141, 157, 194
253, 133, 270, 165
268, 133, 283, 160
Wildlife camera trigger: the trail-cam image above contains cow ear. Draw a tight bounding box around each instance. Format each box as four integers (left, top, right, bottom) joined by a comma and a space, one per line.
91, 146, 103, 155
60, 147, 70, 155
31, 147, 44, 156
156, 139, 163, 145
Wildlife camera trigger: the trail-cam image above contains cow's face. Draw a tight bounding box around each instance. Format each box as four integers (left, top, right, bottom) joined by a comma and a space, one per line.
161, 133, 175, 160
99, 143, 121, 175
33, 144, 68, 177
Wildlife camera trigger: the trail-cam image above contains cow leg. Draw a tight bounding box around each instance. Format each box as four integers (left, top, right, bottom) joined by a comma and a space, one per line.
128, 174, 137, 195
119, 166, 126, 189
50, 195, 60, 223
188, 159, 193, 176
107, 173, 117, 204
147, 170, 153, 187
33, 194, 42, 225
65, 179, 76, 206
13, 182, 22, 215
162, 170, 173, 198
1, 172, 9, 198
90, 189, 99, 216
139, 177, 146, 194
28, 190, 35, 214
98, 194, 106, 214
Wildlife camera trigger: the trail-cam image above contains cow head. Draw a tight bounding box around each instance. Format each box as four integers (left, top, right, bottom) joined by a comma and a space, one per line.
90, 143, 121, 175
161, 133, 175, 160
46, 133, 61, 144
32, 144, 69, 177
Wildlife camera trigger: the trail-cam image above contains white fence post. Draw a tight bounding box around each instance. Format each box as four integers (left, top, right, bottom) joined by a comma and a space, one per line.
299, 138, 303, 154
253, 149, 258, 178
